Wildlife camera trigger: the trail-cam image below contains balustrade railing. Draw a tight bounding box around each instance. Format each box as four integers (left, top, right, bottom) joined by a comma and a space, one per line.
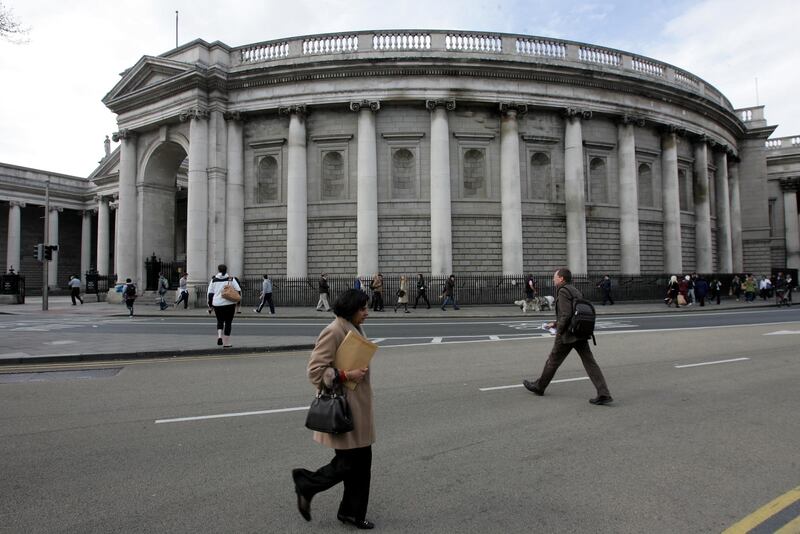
445, 33, 502, 52
516, 38, 566, 58
578, 45, 621, 66
373, 32, 430, 50
765, 136, 800, 149
631, 57, 664, 77
303, 35, 358, 55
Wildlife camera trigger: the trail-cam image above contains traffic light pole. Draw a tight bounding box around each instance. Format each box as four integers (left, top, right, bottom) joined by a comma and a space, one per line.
42, 180, 50, 311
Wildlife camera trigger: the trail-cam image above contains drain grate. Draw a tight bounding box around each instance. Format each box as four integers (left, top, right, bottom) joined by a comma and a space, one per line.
0, 367, 122, 384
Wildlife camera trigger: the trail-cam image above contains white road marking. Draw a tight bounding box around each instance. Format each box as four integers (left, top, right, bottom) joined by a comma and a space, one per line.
43, 340, 77, 345
370, 338, 386, 343
763, 330, 800, 335
674, 357, 750, 369
480, 376, 590, 391
431, 337, 443, 344
489, 335, 500, 341
155, 405, 308, 424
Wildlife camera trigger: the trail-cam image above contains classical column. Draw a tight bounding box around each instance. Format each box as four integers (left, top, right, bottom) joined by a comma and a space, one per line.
47, 207, 61, 288
282, 105, 308, 277
729, 161, 744, 272
224, 112, 245, 278
351, 100, 380, 277
80, 209, 93, 281
564, 109, 590, 274
110, 199, 119, 276
499, 103, 525, 275
694, 138, 712, 272
426, 100, 455, 276
661, 128, 683, 273
96, 196, 110, 276
181, 109, 210, 284
207, 109, 227, 276
714, 150, 733, 272
780, 177, 800, 271
6, 201, 24, 273
113, 129, 138, 283
617, 116, 641, 274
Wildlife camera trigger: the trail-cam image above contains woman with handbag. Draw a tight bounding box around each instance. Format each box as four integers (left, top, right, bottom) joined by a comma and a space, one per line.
206, 264, 241, 347
292, 289, 376, 530
394, 275, 409, 313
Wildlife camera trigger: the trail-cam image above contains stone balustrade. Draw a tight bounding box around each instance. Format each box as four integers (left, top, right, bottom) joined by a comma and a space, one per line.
231, 29, 733, 111
765, 136, 800, 149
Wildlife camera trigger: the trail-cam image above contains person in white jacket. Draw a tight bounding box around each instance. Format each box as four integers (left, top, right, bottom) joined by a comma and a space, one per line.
207, 264, 241, 347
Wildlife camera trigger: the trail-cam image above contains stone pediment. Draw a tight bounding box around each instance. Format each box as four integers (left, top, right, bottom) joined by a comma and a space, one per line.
89, 146, 120, 184
103, 56, 196, 104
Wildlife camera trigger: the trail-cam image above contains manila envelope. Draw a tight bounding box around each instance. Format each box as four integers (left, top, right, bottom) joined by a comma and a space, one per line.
335, 330, 378, 390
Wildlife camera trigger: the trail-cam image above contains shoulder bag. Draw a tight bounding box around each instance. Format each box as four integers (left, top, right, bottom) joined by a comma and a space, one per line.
220, 278, 241, 303
305, 385, 354, 434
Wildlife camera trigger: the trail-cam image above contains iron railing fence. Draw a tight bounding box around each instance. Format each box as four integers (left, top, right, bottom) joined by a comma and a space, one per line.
85, 273, 117, 301
191, 273, 745, 308
144, 257, 186, 291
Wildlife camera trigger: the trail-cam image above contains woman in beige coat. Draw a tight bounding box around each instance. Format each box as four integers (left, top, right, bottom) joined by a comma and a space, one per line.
394, 275, 409, 313
292, 289, 376, 529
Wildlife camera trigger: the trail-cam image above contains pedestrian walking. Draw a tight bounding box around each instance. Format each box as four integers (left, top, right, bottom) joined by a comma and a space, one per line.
744, 275, 757, 302
710, 277, 722, 304
665, 275, 680, 307
524, 274, 538, 312
394, 275, 409, 313
523, 268, 613, 405
123, 278, 137, 317
68, 274, 84, 305
157, 272, 169, 311
207, 264, 241, 348
694, 274, 709, 306
370, 273, 384, 311
440, 274, 460, 310
353, 276, 362, 292
413, 273, 431, 309
597, 275, 614, 305
316, 273, 331, 312
174, 272, 189, 309
292, 289, 377, 530
254, 274, 275, 314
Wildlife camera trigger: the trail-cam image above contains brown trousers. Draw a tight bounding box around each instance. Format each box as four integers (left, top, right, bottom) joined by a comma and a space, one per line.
536, 337, 610, 396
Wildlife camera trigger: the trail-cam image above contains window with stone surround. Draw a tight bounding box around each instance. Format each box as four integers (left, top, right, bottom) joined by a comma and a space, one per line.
256, 156, 279, 203
322, 151, 346, 200
679, 168, 692, 211
708, 169, 716, 217
463, 148, 487, 198
392, 148, 416, 199
638, 163, 653, 208
587, 157, 608, 204
529, 152, 551, 200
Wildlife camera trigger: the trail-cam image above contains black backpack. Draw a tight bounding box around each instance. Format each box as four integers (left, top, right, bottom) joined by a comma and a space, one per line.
125, 284, 137, 300
566, 288, 597, 345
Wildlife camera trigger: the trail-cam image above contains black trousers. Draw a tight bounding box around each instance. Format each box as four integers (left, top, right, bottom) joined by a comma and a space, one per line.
174, 290, 189, 309
70, 287, 83, 305
256, 293, 274, 313
535, 337, 610, 397
414, 290, 430, 308
213, 304, 236, 335
294, 446, 372, 520
372, 292, 384, 311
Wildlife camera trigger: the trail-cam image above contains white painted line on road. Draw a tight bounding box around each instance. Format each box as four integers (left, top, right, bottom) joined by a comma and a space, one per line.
489, 335, 500, 341
480, 376, 589, 391
371, 338, 386, 343
763, 330, 800, 335
155, 405, 308, 424
674, 357, 750, 369
43, 340, 77, 345
431, 337, 443, 344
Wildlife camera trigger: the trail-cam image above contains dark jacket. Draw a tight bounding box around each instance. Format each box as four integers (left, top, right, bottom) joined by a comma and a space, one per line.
417, 276, 426, 292
554, 284, 582, 345
444, 278, 455, 297
525, 278, 537, 298
319, 277, 329, 295
694, 278, 709, 298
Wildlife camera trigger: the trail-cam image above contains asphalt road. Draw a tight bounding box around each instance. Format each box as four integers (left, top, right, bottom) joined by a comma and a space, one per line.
1, 319, 799, 532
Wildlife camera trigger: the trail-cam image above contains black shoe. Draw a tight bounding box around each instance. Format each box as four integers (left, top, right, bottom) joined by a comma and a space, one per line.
589, 395, 614, 405
292, 469, 312, 521
523, 379, 544, 396
217, 338, 223, 346
337, 514, 374, 529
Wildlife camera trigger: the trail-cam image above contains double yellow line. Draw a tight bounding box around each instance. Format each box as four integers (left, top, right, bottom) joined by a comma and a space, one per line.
723, 485, 800, 533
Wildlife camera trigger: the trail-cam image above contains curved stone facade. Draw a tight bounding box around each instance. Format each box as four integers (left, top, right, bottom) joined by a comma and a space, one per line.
2, 30, 799, 289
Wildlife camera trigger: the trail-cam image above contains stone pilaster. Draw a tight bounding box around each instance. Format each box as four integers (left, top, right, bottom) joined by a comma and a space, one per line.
112, 129, 138, 284
714, 149, 733, 272
564, 108, 591, 274
180, 108, 210, 284
499, 103, 526, 275
693, 138, 712, 272
617, 116, 641, 274
281, 105, 308, 277
224, 111, 245, 278
96, 196, 110, 276
351, 100, 381, 277
661, 128, 683, 273
426, 100, 456, 276
6, 201, 24, 273
729, 161, 743, 272
47, 207, 62, 288
207, 109, 228, 277
780, 177, 800, 271
81, 209, 94, 281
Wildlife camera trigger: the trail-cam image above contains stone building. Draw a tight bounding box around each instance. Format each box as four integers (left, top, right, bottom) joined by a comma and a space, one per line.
1, 30, 799, 292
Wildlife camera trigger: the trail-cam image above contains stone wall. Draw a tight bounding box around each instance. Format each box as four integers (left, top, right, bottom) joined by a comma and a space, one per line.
681, 225, 697, 273
522, 216, 567, 272
639, 221, 664, 274
308, 217, 356, 275
587, 218, 621, 273
452, 216, 502, 273
743, 239, 772, 274
244, 220, 286, 276
377, 216, 431, 275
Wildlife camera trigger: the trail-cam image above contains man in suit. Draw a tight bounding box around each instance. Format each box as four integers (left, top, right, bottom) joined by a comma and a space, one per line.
523, 268, 613, 405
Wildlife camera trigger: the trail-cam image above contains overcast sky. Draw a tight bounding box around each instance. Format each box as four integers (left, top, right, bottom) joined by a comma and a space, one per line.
0, 0, 796, 177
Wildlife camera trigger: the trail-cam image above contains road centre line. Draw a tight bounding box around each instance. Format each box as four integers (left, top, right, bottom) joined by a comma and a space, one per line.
480, 376, 589, 391
722, 485, 800, 534
155, 405, 308, 424
674, 357, 749, 368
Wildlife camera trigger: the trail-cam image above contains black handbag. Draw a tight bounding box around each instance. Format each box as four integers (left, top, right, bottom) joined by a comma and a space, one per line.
305, 386, 354, 434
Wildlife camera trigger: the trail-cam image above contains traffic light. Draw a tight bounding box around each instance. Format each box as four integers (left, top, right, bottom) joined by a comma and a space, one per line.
44, 244, 58, 261
33, 243, 44, 262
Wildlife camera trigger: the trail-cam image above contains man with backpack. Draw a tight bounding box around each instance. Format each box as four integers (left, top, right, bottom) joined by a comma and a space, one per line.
523, 268, 613, 405
157, 272, 169, 311
123, 278, 137, 317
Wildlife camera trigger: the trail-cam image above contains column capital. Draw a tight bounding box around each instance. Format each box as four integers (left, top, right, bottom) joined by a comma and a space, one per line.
278, 104, 307, 117
82, 208, 97, 216
179, 108, 209, 122
779, 177, 800, 192
657, 123, 686, 137
349, 100, 381, 112
499, 102, 527, 115
49, 206, 63, 213
94, 194, 105, 203
112, 129, 137, 142
617, 114, 645, 127
8, 200, 26, 208
108, 200, 119, 211
425, 99, 456, 111
563, 108, 592, 120
223, 111, 246, 122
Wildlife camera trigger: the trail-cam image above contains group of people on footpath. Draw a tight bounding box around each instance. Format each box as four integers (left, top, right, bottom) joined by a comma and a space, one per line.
666, 272, 795, 307
292, 268, 612, 530
348, 273, 459, 312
